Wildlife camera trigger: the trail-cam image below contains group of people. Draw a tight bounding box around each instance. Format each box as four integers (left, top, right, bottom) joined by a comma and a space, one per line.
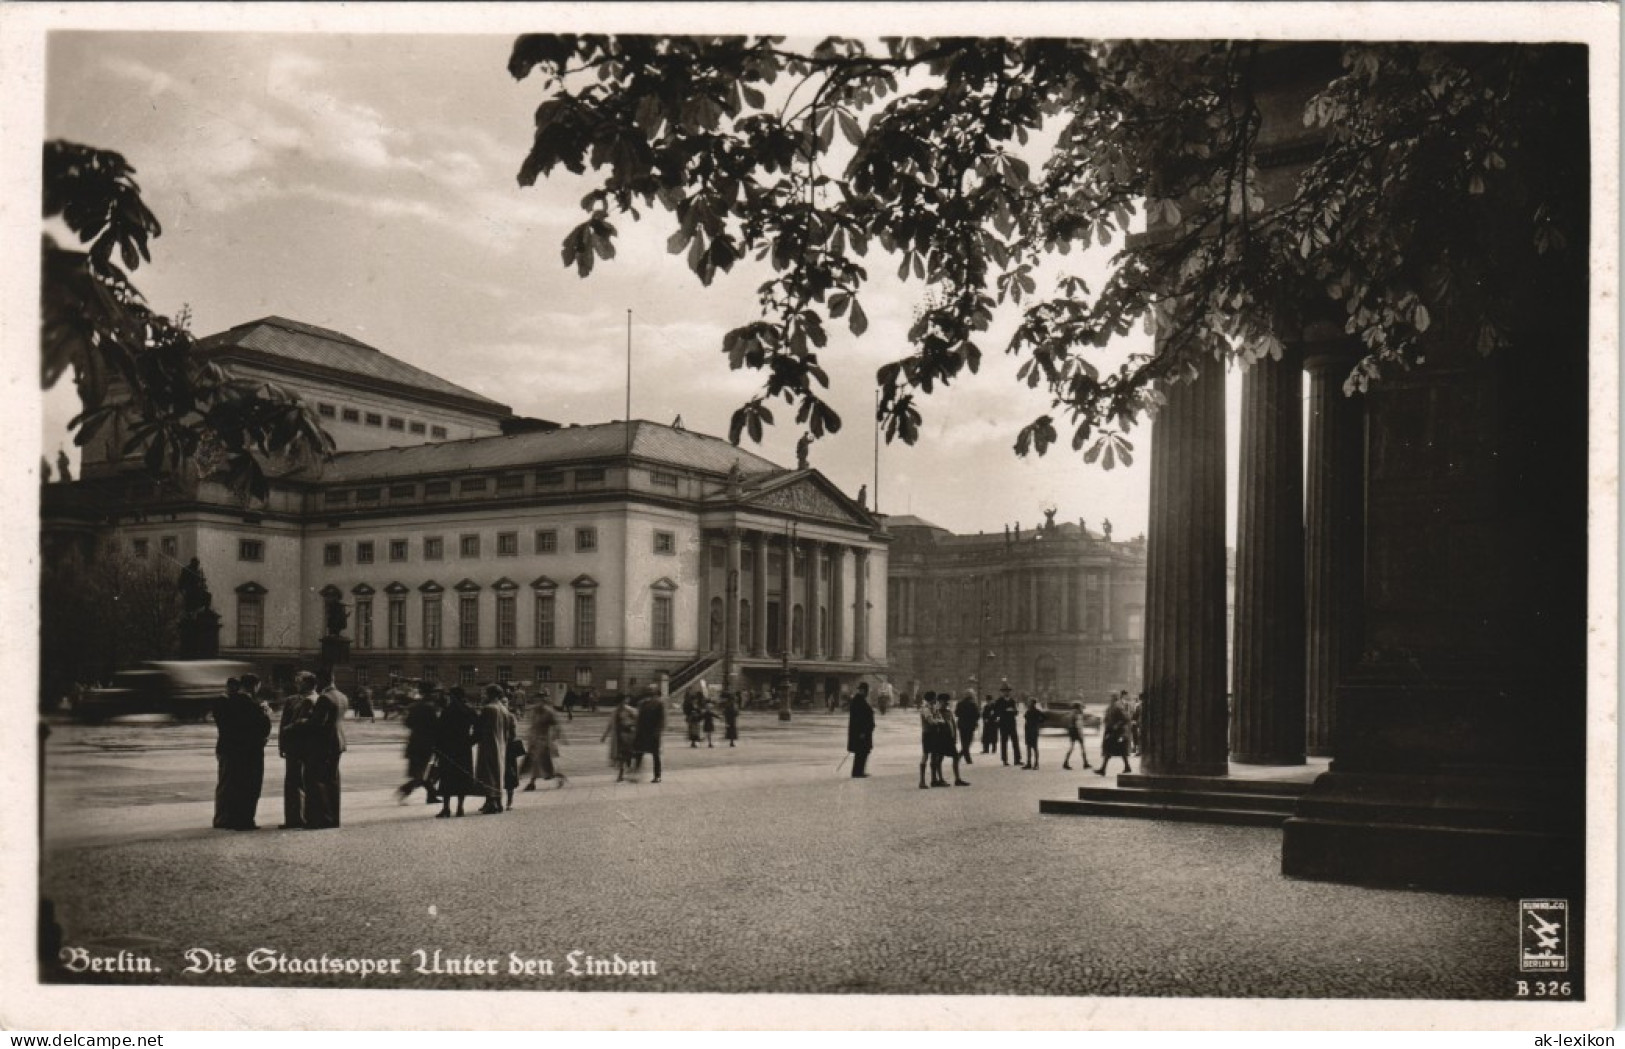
397, 683, 545, 817
680, 690, 740, 748
210, 670, 349, 832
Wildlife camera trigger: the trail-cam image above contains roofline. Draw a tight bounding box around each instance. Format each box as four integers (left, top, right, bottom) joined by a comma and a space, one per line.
206, 346, 513, 418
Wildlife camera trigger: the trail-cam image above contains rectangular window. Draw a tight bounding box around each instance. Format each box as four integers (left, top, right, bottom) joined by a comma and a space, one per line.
496, 593, 516, 647
653, 530, 676, 555
535, 529, 558, 554
574, 665, 593, 687
422, 665, 439, 684
160, 535, 178, 559
460, 534, 481, 558
574, 592, 596, 648
356, 487, 380, 504
459, 595, 479, 648
238, 539, 264, 562
534, 665, 552, 683
534, 593, 556, 647
460, 477, 488, 494
423, 596, 442, 649
496, 665, 513, 684
575, 527, 598, 553
132, 538, 150, 559
536, 471, 564, 487
235, 591, 263, 649
388, 596, 406, 649
389, 540, 408, 562
365, 412, 383, 427
387, 664, 403, 681
652, 594, 674, 650
324, 543, 342, 567
389, 483, 415, 499
356, 541, 375, 565
424, 480, 451, 498
409, 422, 426, 435
650, 470, 678, 488
576, 468, 606, 485
342, 408, 360, 423
424, 536, 444, 561
355, 599, 374, 648
432, 426, 448, 439
325, 490, 350, 506
496, 474, 524, 493
387, 417, 405, 431
317, 403, 336, 419
458, 665, 477, 685
355, 666, 371, 687
794, 551, 806, 578
497, 532, 519, 557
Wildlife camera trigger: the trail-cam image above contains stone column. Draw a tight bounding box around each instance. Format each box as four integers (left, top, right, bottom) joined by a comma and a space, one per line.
829, 546, 846, 660
1059, 569, 1072, 633
1304, 351, 1365, 757
1141, 362, 1229, 777
1232, 349, 1307, 766
1101, 568, 1112, 639
852, 547, 868, 662
1029, 570, 1040, 633
724, 527, 741, 685
751, 531, 768, 656
807, 539, 822, 658
699, 530, 713, 651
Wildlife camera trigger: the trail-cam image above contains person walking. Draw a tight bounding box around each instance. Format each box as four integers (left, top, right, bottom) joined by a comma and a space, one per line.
602, 695, 637, 781
302, 677, 348, 829
212, 675, 271, 830
433, 687, 479, 817
277, 672, 318, 829
934, 692, 970, 787
524, 694, 567, 790
398, 688, 441, 803
1022, 696, 1043, 770
847, 681, 874, 778
721, 691, 740, 747
1062, 702, 1094, 771
700, 697, 717, 748
683, 690, 703, 748
633, 686, 667, 783
981, 694, 999, 755
474, 684, 517, 814
996, 684, 1023, 767
1098, 692, 1135, 776
954, 689, 980, 764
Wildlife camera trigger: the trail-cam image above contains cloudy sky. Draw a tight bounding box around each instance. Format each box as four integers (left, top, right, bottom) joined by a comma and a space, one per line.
39, 28, 1255, 539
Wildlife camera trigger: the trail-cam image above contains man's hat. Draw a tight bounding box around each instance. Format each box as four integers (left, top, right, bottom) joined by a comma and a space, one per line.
998, 679, 1013, 693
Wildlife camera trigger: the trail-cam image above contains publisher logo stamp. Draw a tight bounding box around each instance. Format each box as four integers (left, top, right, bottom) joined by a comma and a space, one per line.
1520, 899, 1568, 972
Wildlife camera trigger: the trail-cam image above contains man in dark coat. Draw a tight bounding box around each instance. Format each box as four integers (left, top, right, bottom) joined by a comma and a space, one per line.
212, 675, 271, 830
996, 683, 1022, 766
277, 672, 318, 829
434, 687, 479, 817
846, 682, 875, 778
954, 689, 980, 764
633, 686, 667, 783
398, 689, 440, 803
301, 678, 348, 829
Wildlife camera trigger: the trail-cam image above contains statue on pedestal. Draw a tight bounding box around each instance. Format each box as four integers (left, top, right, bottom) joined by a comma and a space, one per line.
323, 593, 350, 639
177, 559, 220, 658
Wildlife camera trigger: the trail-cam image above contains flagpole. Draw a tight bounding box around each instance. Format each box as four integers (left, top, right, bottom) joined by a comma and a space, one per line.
873, 386, 881, 513
625, 309, 633, 441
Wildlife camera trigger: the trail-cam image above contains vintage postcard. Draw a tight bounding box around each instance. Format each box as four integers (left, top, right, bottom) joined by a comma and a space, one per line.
0, 1, 1615, 1033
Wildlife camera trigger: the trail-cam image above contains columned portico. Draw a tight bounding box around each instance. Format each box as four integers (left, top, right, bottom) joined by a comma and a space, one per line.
1140, 361, 1229, 777
851, 547, 868, 662
751, 532, 768, 657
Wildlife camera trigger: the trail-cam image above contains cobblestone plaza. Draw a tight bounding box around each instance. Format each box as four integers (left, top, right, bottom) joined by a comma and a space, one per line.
40, 711, 1523, 1000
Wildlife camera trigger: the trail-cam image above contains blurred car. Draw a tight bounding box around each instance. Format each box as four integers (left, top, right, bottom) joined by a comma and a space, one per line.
74, 660, 254, 722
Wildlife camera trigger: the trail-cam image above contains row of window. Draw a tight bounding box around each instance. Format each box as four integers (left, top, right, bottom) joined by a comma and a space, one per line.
335, 590, 675, 651
320, 528, 677, 566
130, 536, 179, 560
350, 664, 597, 688
315, 402, 448, 439
320, 468, 682, 509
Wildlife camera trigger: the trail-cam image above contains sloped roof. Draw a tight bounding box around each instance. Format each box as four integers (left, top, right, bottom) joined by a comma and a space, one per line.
306, 420, 783, 484
196, 316, 509, 413
884, 514, 949, 533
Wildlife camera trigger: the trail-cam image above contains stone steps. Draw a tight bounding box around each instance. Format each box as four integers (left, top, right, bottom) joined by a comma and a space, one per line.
1040, 772, 1317, 829
1039, 797, 1289, 828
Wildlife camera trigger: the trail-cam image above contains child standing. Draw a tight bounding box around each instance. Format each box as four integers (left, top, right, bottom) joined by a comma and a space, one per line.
1022, 697, 1043, 770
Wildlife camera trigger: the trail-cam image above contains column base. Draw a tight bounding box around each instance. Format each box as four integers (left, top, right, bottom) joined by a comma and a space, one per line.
1231, 752, 1307, 767
1141, 759, 1229, 778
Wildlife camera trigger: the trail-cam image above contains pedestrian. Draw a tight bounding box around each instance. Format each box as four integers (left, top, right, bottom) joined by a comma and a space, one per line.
475, 684, 517, 814
876, 677, 894, 716
1062, 702, 1094, 770
212, 675, 271, 830
981, 694, 999, 755
562, 685, 578, 721
633, 686, 667, 783
1129, 692, 1145, 755
954, 688, 980, 764
602, 695, 637, 781
996, 683, 1023, 766
302, 677, 348, 829
353, 685, 376, 721
935, 692, 969, 787
684, 689, 702, 748
276, 672, 319, 829
847, 681, 874, 778
398, 688, 440, 803
433, 686, 479, 817
721, 691, 740, 747
1022, 696, 1043, 770
700, 697, 718, 748
1098, 692, 1135, 776
524, 694, 568, 790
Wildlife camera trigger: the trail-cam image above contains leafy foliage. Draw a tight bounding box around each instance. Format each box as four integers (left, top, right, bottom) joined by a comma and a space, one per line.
509, 38, 1586, 463
39, 544, 183, 706
42, 140, 333, 498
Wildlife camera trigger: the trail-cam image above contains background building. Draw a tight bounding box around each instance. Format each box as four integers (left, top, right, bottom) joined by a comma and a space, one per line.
42, 318, 888, 699
885, 511, 1146, 701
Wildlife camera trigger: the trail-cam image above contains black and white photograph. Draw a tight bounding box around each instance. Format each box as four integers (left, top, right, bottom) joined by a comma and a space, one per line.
0, 1, 1616, 1033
